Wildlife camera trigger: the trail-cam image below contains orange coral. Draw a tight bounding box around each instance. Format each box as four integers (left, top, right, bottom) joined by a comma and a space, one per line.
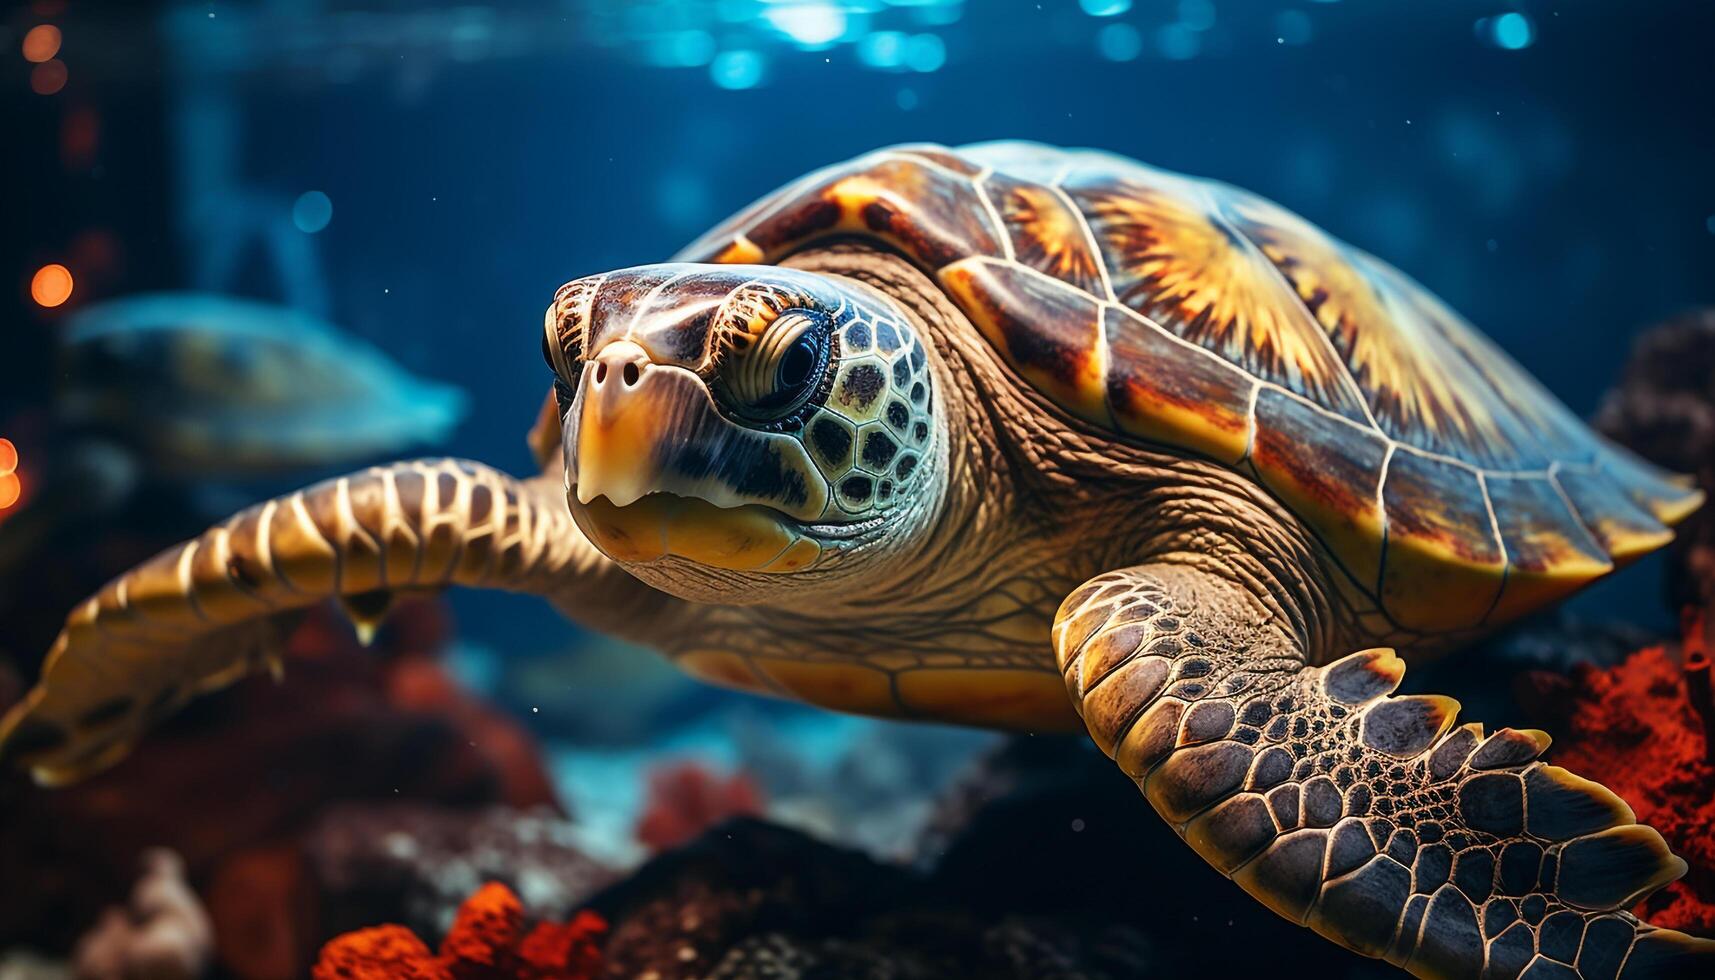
312, 883, 605, 980
516, 913, 607, 979
314, 925, 450, 980
441, 882, 526, 972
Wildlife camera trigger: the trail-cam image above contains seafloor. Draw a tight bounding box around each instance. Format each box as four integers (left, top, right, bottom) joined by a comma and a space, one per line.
2, 312, 1713, 979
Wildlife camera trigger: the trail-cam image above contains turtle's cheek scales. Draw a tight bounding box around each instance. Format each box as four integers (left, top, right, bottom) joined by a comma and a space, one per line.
810, 312, 937, 519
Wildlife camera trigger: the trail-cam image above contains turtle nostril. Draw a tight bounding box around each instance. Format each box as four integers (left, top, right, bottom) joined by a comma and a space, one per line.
594, 362, 609, 384
622, 362, 641, 387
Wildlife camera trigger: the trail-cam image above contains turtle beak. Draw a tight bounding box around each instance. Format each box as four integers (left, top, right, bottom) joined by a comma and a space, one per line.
568, 341, 671, 510
563, 340, 826, 572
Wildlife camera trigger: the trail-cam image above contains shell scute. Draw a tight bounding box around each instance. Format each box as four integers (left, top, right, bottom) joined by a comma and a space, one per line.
1249, 388, 1388, 592
940, 257, 1107, 426
981, 170, 1107, 296
1217, 189, 1515, 466
958, 140, 1073, 183
1103, 305, 1253, 465
1379, 450, 1505, 631
890, 143, 986, 177
1554, 465, 1671, 563
1059, 161, 1371, 424
1598, 449, 1704, 525
688, 151, 1000, 271
1485, 474, 1613, 623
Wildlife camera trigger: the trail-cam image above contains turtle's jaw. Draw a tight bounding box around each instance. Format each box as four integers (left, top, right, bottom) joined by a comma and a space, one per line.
564, 340, 833, 574
569, 492, 823, 573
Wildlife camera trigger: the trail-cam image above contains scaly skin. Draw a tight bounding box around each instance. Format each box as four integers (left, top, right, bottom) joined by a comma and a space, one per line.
648, 247, 1358, 727
1056, 563, 1709, 978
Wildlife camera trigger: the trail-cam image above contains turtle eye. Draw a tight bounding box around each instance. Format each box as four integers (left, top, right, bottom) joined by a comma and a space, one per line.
775, 330, 821, 397
722, 309, 831, 421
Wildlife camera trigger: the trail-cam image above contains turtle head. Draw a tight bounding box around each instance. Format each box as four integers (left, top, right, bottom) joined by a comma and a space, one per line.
543, 264, 942, 603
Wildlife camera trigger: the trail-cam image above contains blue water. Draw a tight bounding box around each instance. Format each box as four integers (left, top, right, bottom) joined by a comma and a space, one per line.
14, 0, 1715, 854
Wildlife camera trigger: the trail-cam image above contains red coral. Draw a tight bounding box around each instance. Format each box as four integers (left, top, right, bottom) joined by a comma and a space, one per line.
1539, 614, 1715, 935
516, 912, 607, 979
312, 883, 605, 980
313, 925, 450, 980
635, 761, 765, 852
441, 882, 526, 974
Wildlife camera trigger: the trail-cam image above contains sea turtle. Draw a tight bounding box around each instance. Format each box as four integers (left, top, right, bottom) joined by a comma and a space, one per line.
3, 142, 1710, 978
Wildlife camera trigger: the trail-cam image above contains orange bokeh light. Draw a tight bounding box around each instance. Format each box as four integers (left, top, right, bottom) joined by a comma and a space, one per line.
21, 24, 60, 63
30, 58, 67, 95
0, 440, 21, 512
31, 263, 74, 307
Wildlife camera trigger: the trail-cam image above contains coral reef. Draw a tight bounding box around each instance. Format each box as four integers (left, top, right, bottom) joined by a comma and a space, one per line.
199, 802, 614, 979
1521, 621, 1715, 934
312, 882, 604, 980
634, 761, 765, 853
0, 599, 565, 974
72, 849, 213, 980
1571, 305, 1715, 934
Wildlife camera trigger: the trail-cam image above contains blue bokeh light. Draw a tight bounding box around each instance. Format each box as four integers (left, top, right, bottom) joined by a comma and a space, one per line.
1494, 13, 1533, 49
647, 30, 717, 68
858, 30, 907, 69
903, 33, 946, 72
1097, 23, 1143, 62
1178, 0, 1217, 33
1079, 0, 1132, 16
763, 2, 848, 48
710, 49, 766, 89
1481, 12, 1535, 51
1156, 22, 1201, 60
292, 191, 332, 233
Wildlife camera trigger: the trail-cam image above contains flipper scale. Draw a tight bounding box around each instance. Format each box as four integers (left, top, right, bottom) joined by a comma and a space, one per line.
0, 459, 589, 785
1056, 564, 1715, 979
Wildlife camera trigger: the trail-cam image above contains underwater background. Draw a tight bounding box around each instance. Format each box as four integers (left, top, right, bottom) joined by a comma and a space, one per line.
2, 1, 1714, 977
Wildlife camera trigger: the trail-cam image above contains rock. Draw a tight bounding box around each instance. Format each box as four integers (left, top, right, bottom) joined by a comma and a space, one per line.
589, 819, 917, 979
0, 949, 72, 980
579, 768, 1393, 980
920, 736, 1378, 976
305, 803, 618, 946
71, 849, 213, 980
702, 920, 1156, 980
1596, 307, 1715, 611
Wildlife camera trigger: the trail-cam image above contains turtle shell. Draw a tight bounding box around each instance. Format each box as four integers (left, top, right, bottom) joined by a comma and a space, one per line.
676, 141, 1701, 635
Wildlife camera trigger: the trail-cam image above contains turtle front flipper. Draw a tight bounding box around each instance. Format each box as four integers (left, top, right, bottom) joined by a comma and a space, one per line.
1055, 563, 1714, 979
0, 458, 619, 786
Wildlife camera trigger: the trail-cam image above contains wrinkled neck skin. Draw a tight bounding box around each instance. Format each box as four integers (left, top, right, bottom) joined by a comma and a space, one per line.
623, 245, 1353, 671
